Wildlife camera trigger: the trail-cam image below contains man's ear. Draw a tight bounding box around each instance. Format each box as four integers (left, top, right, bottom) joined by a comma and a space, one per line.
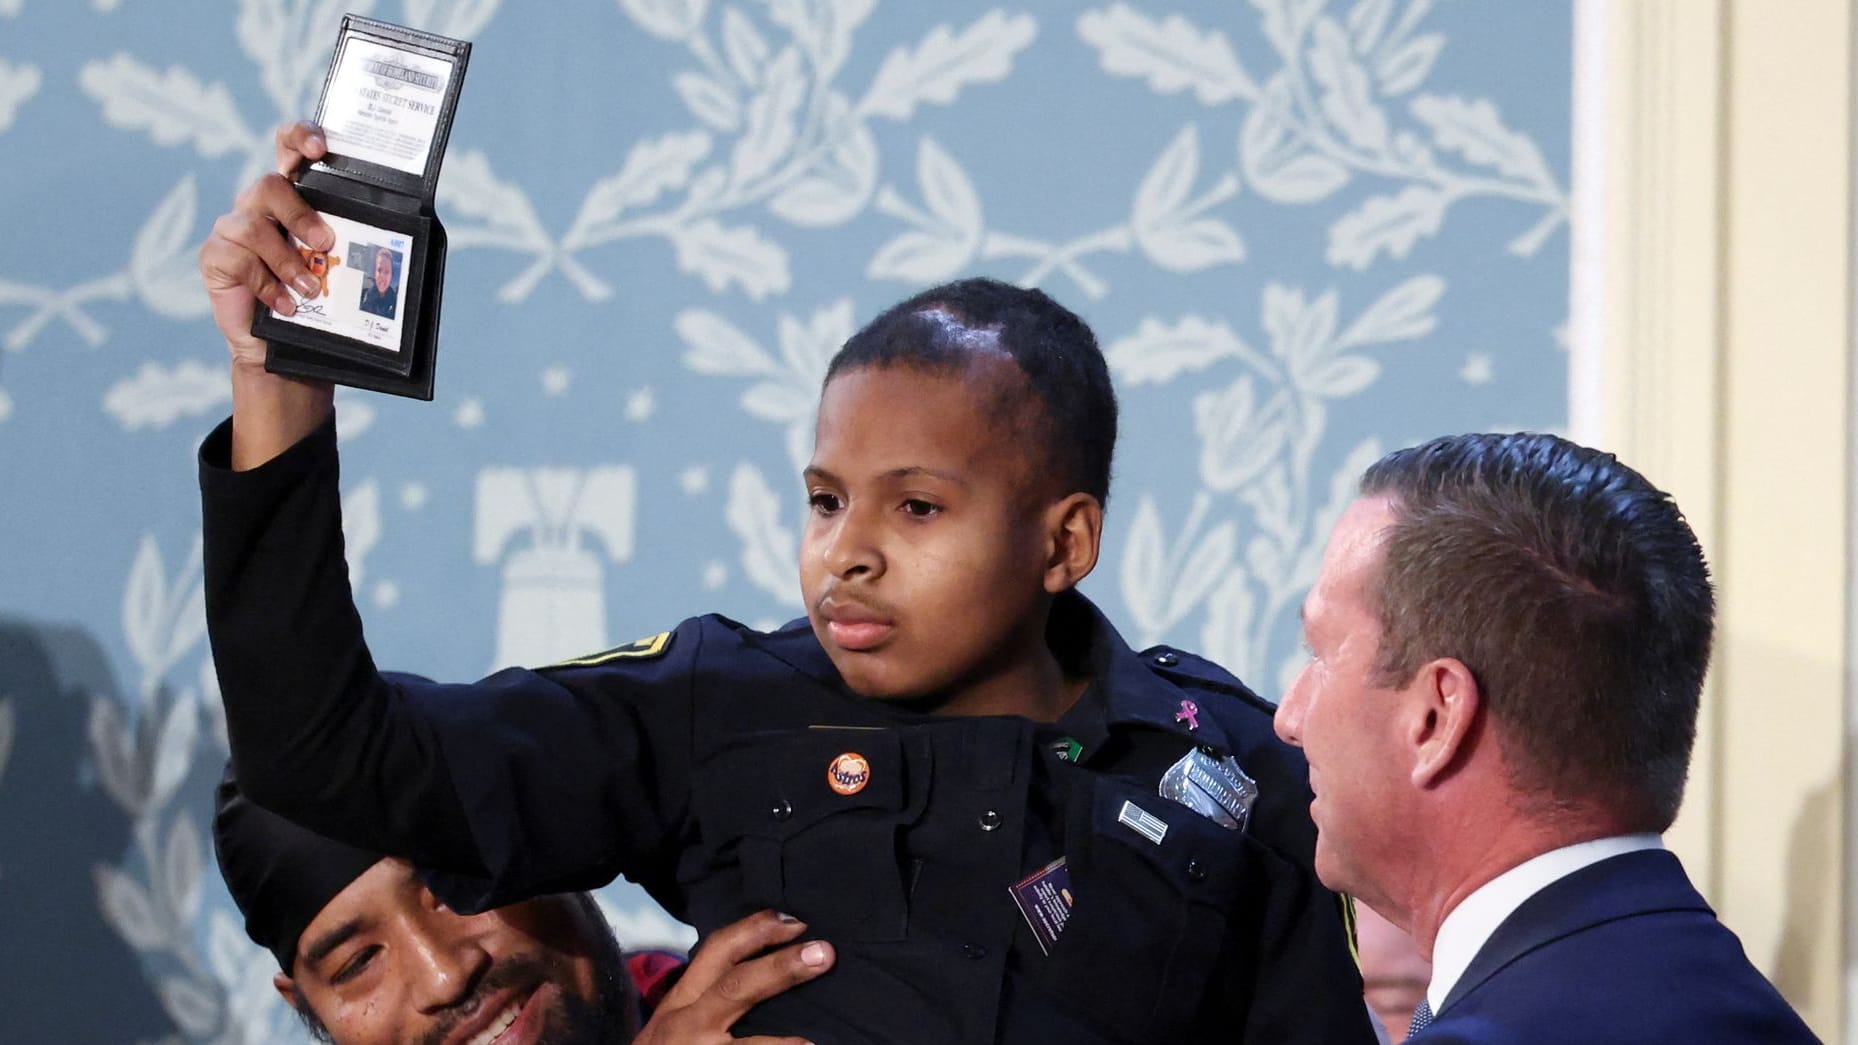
1409, 657, 1482, 788
1042, 493, 1102, 593
273, 972, 301, 1010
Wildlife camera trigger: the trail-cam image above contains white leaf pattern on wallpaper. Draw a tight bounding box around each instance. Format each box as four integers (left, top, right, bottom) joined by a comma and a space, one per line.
1083, 0, 1566, 267
1105, 315, 1253, 386
1130, 124, 1244, 271
859, 9, 1036, 120
0, 59, 40, 130
79, 54, 256, 157
3, 4, 1569, 1037
103, 360, 230, 431
868, 136, 983, 283
130, 175, 211, 318
1078, 4, 1255, 104
727, 462, 802, 608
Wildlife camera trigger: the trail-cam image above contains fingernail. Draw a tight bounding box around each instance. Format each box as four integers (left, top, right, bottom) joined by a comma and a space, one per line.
775, 911, 800, 924
295, 274, 320, 295
801, 941, 827, 966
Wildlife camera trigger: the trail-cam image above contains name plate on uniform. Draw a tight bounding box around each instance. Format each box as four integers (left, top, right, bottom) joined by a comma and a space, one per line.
252, 15, 470, 401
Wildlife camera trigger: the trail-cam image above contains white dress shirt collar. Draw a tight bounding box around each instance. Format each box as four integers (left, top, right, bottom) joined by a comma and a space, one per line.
1425, 833, 1664, 1014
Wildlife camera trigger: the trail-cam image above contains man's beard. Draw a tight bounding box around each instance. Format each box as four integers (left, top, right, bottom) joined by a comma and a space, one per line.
410, 944, 638, 1045
299, 938, 639, 1045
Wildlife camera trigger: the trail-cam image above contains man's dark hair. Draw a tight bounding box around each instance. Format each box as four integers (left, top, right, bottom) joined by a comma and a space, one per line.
824, 277, 1118, 506
1358, 432, 1713, 831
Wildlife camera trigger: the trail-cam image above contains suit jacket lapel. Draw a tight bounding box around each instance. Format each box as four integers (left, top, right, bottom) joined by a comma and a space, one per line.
1441, 849, 1713, 1013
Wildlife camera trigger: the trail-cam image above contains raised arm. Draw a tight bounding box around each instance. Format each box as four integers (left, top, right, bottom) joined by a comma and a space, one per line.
198, 120, 336, 470
196, 123, 694, 913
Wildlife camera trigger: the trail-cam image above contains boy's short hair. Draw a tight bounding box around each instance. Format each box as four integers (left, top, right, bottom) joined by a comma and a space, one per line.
824, 277, 1118, 507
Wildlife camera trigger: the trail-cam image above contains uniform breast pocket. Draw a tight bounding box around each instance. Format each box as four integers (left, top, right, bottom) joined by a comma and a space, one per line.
1042, 779, 1249, 1042
690, 727, 926, 941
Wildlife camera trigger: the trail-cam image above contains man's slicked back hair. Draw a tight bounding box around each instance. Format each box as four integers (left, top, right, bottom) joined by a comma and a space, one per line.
1358, 432, 1713, 831
824, 277, 1118, 506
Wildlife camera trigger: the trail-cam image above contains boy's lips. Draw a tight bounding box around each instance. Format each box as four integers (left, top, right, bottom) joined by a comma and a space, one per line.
818, 597, 897, 651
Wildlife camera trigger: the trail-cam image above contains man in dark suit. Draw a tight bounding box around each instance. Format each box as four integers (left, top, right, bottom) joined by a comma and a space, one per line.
1273, 433, 1818, 1043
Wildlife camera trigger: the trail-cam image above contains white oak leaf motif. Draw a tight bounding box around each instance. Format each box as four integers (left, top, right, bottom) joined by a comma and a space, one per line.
579, 131, 714, 226
1105, 315, 1249, 386
102, 360, 230, 431
620, 0, 707, 41
1410, 94, 1554, 186
1306, 16, 1389, 154
80, 53, 255, 158
1327, 185, 1446, 269
1131, 125, 1244, 271
677, 310, 780, 376
1240, 75, 1350, 204
726, 463, 802, 607
671, 219, 791, 299
868, 137, 982, 283
1250, 0, 1325, 56
158, 976, 220, 1039
1337, 274, 1445, 347
1194, 376, 1291, 493
731, 48, 806, 185
343, 479, 381, 591
164, 813, 205, 924
860, 9, 1036, 121
723, 7, 773, 85
1376, 34, 1443, 96
130, 176, 210, 318
402, 0, 502, 40
0, 59, 41, 131
1077, 4, 1255, 104
768, 94, 877, 227
676, 71, 741, 132
95, 865, 165, 950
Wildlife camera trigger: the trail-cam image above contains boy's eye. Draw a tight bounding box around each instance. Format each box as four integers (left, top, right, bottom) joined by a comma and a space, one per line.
809, 492, 843, 514
330, 945, 380, 986
900, 499, 941, 518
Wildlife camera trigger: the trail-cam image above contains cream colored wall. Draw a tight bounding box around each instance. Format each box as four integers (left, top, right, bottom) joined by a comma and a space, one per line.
1571, 1, 1851, 1039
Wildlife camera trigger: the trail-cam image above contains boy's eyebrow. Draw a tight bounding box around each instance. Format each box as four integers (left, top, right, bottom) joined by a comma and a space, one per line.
803, 465, 971, 487
301, 917, 365, 969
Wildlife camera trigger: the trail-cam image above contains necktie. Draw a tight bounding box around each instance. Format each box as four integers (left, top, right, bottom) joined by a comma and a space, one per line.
1407, 998, 1434, 1037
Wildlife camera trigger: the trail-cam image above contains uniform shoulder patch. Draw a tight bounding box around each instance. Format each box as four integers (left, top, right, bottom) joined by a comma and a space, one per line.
549, 630, 673, 668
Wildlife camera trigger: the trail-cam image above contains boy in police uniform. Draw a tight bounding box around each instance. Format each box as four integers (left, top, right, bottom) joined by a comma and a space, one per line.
197, 120, 1378, 1045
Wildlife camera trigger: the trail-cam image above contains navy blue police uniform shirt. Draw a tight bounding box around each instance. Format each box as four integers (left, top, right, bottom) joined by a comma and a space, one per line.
200, 416, 1375, 1045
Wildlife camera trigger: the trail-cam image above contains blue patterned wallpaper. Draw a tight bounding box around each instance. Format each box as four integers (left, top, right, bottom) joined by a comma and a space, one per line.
0, 1, 1568, 1040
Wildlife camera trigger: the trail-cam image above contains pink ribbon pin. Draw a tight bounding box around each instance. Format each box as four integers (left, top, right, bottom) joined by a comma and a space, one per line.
1175, 699, 1200, 731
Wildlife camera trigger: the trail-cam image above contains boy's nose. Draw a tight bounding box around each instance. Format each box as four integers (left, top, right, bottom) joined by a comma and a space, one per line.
823, 510, 883, 579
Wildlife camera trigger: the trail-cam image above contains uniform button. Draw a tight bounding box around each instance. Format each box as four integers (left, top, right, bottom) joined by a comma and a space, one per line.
961, 943, 988, 960
770, 798, 793, 822
1185, 859, 1207, 882
1154, 651, 1179, 667
978, 809, 1003, 832
1198, 744, 1219, 758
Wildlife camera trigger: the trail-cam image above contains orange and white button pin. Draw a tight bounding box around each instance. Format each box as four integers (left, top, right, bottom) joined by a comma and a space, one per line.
827, 752, 870, 795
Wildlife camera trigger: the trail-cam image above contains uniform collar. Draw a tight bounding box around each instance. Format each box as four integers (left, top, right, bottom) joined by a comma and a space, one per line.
741, 592, 1233, 755
1052, 591, 1235, 758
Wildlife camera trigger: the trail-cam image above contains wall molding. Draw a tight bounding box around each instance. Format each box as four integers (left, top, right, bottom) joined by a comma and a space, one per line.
1571, 1, 1851, 1038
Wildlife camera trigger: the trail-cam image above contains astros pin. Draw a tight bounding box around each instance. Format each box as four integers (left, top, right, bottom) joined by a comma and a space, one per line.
827, 752, 871, 795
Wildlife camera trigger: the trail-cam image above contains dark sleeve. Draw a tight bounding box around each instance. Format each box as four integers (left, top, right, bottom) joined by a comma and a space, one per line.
199, 415, 696, 911
1228, 841, 1380, 1044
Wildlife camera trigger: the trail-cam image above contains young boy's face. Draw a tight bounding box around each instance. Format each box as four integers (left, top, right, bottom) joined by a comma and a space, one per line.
801, 360, 1062, 712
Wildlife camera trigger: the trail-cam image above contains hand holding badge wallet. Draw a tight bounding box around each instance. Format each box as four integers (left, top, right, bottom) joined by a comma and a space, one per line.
252, 15, 470, 400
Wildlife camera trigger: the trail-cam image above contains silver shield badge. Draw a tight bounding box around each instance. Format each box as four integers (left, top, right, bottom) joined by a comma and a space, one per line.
1159, 748, 1259, 832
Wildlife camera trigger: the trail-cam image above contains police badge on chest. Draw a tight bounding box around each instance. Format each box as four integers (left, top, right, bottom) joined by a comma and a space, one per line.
1159, 748, 1259, 831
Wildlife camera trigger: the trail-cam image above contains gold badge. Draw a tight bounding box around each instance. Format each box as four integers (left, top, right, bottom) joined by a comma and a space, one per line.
827, 752, 870, 795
